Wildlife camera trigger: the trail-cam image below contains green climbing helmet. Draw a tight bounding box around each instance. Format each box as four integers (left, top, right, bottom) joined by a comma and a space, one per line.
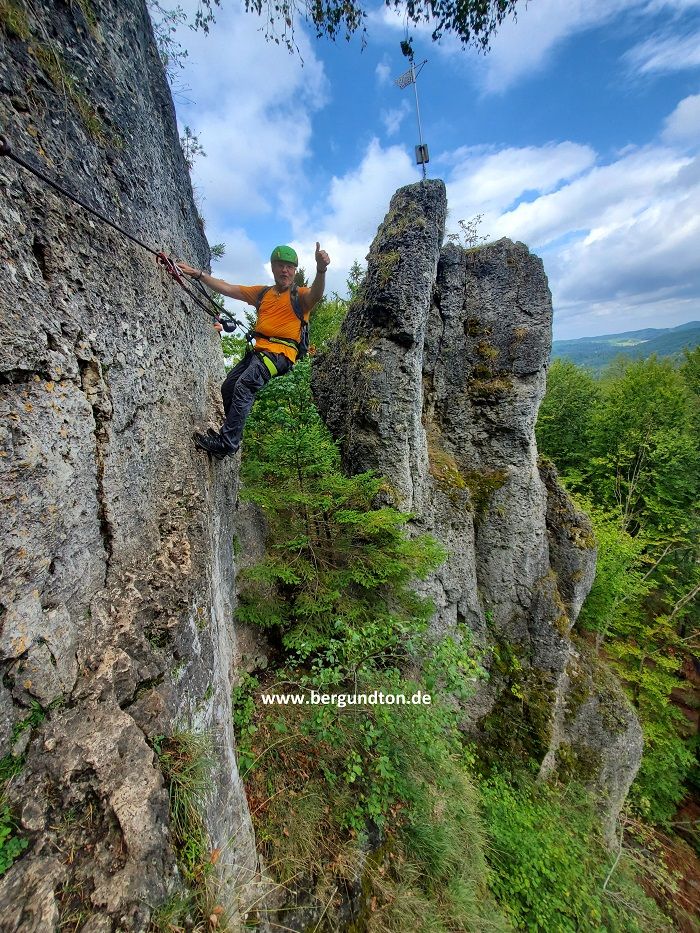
270, 244, 298, 266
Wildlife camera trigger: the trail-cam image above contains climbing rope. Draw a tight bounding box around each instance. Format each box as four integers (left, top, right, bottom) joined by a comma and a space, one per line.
0, 134, 242, 329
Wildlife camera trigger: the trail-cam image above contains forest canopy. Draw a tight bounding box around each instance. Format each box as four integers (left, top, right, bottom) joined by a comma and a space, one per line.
536, 350, 700, 823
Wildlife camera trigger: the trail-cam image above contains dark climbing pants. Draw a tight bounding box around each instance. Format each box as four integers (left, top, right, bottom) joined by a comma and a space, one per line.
220, 350, 292, 451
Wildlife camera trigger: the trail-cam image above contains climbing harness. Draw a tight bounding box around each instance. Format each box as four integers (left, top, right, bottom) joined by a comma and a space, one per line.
246, 284, 311, 364
0, 134, 241, 330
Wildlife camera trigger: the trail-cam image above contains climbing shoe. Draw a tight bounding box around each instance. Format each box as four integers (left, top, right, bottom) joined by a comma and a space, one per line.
193, 431, 234, 460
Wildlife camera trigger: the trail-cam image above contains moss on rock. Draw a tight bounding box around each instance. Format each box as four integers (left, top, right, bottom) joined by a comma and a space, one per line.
375, 251, 400, 288
462, 468, 508, 518
468, 376, 515, 401
555, 742, 604, 784
479, 642, 557, 768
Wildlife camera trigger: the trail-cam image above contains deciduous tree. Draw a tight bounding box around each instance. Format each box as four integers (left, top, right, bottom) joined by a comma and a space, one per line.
190, 0, 521, 52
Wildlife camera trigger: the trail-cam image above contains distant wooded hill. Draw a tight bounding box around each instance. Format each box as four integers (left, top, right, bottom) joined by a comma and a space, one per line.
552, 320, 700, 371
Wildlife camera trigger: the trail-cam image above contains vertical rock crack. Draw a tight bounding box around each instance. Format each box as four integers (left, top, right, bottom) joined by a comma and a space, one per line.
79, 358, 114, 573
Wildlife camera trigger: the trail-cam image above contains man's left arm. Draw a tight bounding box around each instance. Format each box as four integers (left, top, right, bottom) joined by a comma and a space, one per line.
304, 242, 331, 312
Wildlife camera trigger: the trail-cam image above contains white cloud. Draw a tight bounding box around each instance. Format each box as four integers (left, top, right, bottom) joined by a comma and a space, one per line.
473, 0, 636, 94
485, 0, 700, 93
322, 138, 419, 241
292, 104, 699, 332
642, 0, 700, 13
625, 30, 700, 75
169, 1, 328, 228
380, 101, 411, 136
370, 6, 436, 41
492, 147, 692, 246
509, 146, 700, 335
207, 227, 266, 285
662, 92, 700, 141
159, 3, 700, 337
436, 92, 700, 336
289, 139, 420, 295
559, 187, 700, 297
442, 142, 596, 231
375, 61, 391, 85
373, 0, 700, 94
289, 233, 366, 294
372, 0, 641, 92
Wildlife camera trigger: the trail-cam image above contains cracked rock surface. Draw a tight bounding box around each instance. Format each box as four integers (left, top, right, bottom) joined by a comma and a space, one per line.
313, 180, 643, 839
1, 0, 256, 927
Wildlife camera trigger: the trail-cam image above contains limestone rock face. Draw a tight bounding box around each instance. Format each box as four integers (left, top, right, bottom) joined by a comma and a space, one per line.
0, 0, 256, 927
313, 180, 642, 833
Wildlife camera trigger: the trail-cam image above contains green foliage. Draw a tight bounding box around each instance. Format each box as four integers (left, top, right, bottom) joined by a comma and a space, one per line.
231, 673, 259, 778
346, 259, 365, 299
575, 500, 650, 639
10, 699, 48, 743
537, 354, 700, 824
0, 702, 56, 876
445, 214, 490, 249
147, 2, 188, 80
237, 358, 445, 669
148, 892, 207, 933
71, 0, 98, 33
481, 771, 672, 932
681, 344, 700, 450
153, 732, 227, 928
175, 0, 517, 57
229, 314, 679, 928
588, 356, 699, 536
309, 295, 347, 349
220, 331, 248, 366
536, 359, 599, 474
235, 657, 504, 930
0, 802, 28, 875
0, 749, 28, 878
189, 0, 520, 53
681, 344, 700, 399
633, 725, 697, 824
0, 755, 24, 785
0, 752, 26, 877
180, 125, 206, 171
154, 731, 213, 884
230, 339, 513, 927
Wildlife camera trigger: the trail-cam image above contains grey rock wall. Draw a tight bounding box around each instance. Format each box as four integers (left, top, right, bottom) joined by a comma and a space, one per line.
313, 180, 642, 837
0, 0, 256, 928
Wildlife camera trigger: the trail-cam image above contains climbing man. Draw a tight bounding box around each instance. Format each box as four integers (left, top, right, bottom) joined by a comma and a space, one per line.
177, 242, 331, 460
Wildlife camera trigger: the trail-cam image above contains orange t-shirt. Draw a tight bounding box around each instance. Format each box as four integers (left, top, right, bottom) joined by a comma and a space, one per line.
239, 285, 311, 363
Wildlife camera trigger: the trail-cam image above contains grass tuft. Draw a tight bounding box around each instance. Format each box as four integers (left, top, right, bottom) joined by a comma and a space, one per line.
71, 0, 98, 35
153, 732, 230, 931
32, 42, 106, 141
0, 0, 30, 39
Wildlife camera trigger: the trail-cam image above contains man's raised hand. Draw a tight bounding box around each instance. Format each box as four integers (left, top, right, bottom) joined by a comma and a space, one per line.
315, 242, 330, 273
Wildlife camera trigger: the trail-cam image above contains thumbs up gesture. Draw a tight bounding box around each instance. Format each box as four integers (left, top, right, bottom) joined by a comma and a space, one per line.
315, 242, 330, 273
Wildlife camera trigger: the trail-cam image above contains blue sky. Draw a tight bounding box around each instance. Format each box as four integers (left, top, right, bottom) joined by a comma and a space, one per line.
163, 0, 700, 339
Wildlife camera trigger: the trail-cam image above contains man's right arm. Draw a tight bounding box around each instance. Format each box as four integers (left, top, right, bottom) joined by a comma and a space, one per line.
176, 262, 245, 302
